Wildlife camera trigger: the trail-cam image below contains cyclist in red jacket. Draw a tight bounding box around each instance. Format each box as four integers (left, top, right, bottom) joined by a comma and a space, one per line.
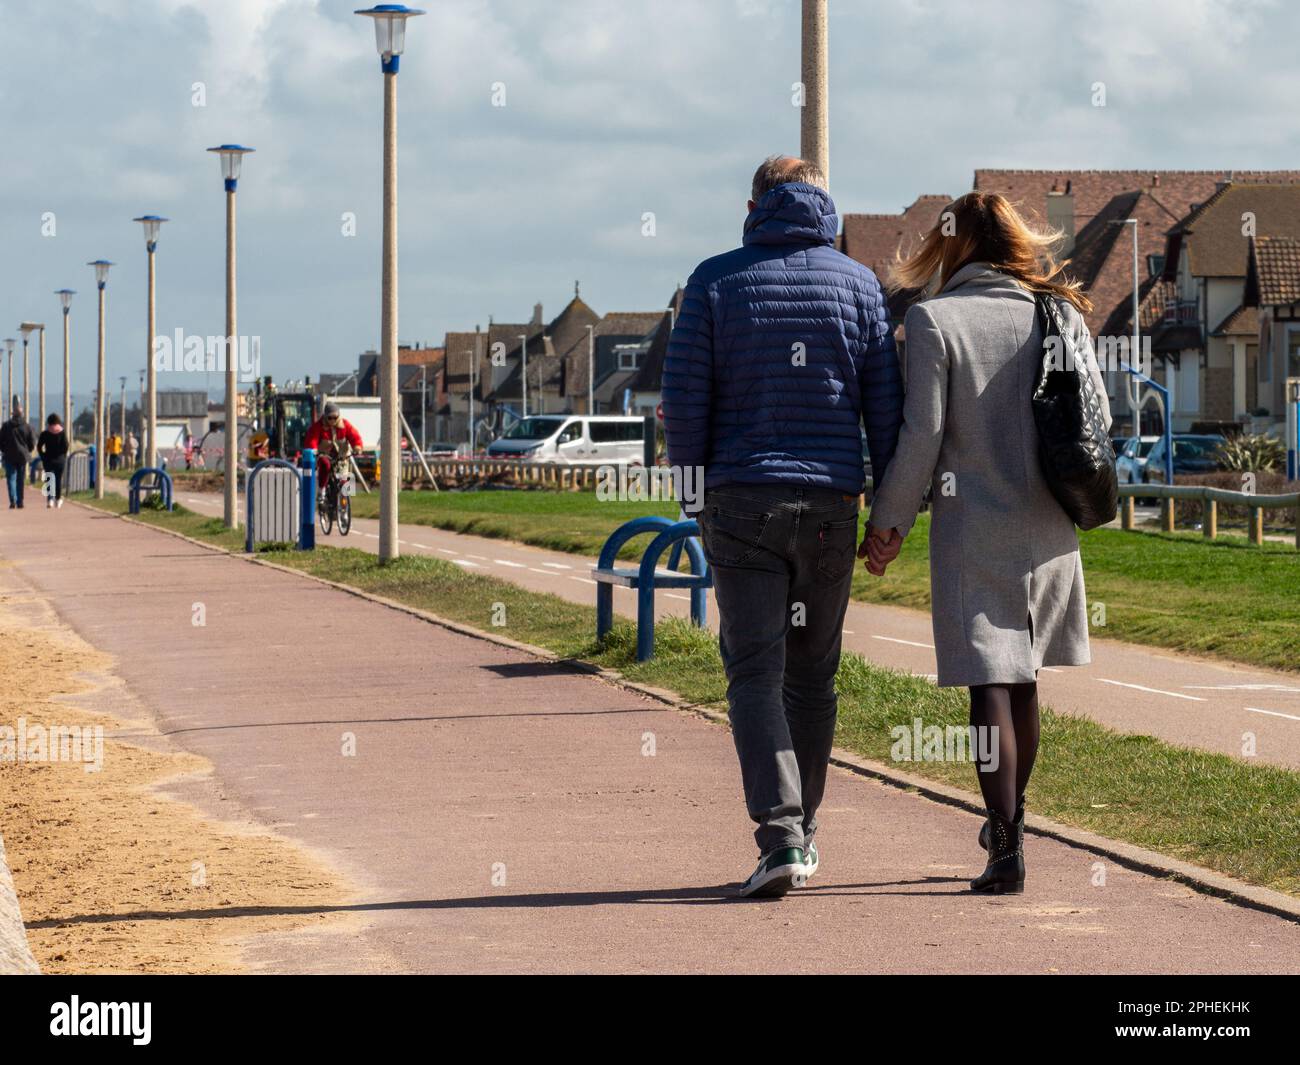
304, 402, 363, 492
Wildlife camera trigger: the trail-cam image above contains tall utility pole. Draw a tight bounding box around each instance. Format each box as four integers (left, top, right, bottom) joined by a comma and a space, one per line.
800, 0, 829, 185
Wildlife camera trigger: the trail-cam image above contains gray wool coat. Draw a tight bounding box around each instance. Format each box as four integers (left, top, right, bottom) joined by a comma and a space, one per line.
868, 263, 1112, 687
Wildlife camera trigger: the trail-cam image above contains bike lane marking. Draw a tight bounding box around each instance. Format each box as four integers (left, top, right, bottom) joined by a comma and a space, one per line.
1098, 679, 1206, 701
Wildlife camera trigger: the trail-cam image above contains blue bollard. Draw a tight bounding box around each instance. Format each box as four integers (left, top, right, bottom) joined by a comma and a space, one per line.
300, 449, 316, 551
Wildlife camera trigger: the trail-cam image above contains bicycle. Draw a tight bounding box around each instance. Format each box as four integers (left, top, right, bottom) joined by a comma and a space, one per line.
317, 448, 353, 537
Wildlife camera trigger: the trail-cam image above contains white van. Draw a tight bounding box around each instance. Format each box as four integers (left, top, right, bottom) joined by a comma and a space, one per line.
486, 415, 646, 466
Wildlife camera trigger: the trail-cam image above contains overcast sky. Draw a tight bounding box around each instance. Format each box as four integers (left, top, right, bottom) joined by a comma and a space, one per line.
3, 0, 1298, 407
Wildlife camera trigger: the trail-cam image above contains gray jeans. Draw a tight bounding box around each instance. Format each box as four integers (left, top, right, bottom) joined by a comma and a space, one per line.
698, 484, 859, 855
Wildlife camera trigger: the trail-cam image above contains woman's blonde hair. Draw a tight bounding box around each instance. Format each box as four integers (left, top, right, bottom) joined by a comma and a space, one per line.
887, 191, 1092, 314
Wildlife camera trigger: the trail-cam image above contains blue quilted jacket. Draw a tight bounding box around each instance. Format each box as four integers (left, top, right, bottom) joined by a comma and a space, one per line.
662, 182, 902, 494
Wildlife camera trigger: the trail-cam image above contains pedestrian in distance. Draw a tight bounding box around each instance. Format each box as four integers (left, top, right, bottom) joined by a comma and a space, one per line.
38, 413, 70, 509
126, 430, 139, 469
662, 155, 904, 898
1, 397, 37, 510
866, 191, 1113, 895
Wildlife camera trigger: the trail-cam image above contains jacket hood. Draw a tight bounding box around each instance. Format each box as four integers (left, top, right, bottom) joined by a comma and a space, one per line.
743, 183, 838, 248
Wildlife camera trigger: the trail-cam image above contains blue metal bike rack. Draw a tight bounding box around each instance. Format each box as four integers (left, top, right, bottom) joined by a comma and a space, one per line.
245, 457, 315, 553
592, 515, 712, 662
128, 467, 173, 513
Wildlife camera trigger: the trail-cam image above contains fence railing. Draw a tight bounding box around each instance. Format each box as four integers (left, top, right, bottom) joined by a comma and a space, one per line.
1118, 483, 1300, 548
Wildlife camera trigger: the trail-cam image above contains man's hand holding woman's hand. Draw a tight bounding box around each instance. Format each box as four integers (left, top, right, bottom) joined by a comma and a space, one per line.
858, 522, 903, 576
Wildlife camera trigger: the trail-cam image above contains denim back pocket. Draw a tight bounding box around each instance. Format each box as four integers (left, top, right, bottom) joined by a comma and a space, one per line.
815, 515, 859, 581
702, 505, 772, 566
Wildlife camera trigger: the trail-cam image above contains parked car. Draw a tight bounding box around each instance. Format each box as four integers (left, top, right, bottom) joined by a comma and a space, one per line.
1142, 434, 1228, 486
485, 415, 647, 466
1115, 435, 1160, 485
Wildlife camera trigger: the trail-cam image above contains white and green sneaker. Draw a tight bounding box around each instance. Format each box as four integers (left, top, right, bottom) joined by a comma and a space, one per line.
738, 847, 808, 898
802, 839, 819, 882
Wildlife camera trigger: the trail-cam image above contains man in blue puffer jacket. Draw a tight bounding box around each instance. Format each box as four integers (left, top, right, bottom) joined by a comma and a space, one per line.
662, 155, 903, 897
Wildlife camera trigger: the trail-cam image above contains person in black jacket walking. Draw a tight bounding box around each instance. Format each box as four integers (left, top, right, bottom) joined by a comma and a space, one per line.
1, 397, 37, 509
37, 413, 70, 509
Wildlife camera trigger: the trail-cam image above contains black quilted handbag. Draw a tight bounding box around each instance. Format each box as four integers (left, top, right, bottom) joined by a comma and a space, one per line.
1032, 294, 1118, 530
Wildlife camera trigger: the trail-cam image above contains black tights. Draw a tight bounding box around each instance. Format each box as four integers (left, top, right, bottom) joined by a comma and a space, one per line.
969, 682, 1039, 821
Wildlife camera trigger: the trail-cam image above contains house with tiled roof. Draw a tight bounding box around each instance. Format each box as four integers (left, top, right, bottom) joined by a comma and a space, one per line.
1245, 235, 1300, 432
562, 308, 671, 414
624, 287, 686, 416
841, 170, 1300, 432
487, 289, 600, 416
838, 195, 951, 320
1139, 183, 1300, 429
396, 345, 443, 444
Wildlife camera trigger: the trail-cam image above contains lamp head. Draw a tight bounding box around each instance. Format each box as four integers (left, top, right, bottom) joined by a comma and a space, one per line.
355, 5, 424, 73
133, 215, 168, 251
88, 260, 114, 289
207, 145, 255, 191
55, 290, 75, 313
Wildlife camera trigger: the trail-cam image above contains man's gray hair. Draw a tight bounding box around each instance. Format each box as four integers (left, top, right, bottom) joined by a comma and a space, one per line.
751, 155, 827, 202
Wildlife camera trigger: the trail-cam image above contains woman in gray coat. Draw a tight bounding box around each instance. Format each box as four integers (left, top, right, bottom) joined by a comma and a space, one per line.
865, 191, 1112, 894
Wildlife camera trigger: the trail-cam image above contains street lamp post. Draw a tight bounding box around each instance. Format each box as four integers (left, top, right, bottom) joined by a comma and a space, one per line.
134, 215, 167, 469
356, 4, 424, 563
517, 334, 528, 418
206, 147, 252, 529
1110, 218, 1142, 437
419, 362, 427, 452
469, 332, 479, 454
3, 339, 13, 413
20, 323, 47, 429
55, 291, 74, 441
18, 324, 35, 423
586, 323, 595, 414
87, 260, 113, 499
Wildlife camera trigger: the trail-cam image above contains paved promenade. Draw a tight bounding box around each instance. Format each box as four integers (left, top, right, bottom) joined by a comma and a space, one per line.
0, 503, 1297, 973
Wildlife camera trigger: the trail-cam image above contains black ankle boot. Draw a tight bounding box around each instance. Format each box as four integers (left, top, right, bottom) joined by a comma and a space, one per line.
971, 809, 1024, 894
977, 794, 1024, 852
